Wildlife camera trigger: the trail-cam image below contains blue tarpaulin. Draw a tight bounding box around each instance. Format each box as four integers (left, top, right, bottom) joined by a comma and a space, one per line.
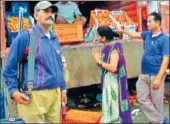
0, 91, 6, 119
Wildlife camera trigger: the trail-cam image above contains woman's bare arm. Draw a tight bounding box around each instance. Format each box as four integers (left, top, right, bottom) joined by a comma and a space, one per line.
99, 50, 119, 73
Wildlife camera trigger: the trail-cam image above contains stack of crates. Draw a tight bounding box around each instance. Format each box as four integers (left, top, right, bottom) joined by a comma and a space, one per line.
5, 2, 32, 46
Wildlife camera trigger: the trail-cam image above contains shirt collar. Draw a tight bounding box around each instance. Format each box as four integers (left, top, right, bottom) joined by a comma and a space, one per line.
33, 24, 56, 39
151, 30, 165, 38
50, 31, 56, 39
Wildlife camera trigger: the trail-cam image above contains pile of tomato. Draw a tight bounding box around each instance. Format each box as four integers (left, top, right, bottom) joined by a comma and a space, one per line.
7, 16, 31, 32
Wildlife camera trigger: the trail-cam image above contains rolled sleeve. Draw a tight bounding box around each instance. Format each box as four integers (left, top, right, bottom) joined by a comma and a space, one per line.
162, 36, 170, 56
141, 31, 151, 41
3, 30, 29, 94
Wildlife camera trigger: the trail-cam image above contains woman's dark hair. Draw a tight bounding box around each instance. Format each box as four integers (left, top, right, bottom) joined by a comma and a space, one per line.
149, 12, 162, 25
97, 26, 119, 41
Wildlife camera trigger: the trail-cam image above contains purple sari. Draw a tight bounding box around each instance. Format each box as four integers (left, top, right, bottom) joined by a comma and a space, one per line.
101, 41, 133, 123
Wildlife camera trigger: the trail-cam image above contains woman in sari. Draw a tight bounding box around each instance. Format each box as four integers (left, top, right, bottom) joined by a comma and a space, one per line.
92, 26, 133, 123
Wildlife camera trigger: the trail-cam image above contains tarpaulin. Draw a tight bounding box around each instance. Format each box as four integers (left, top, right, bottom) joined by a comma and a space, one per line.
0, 91, 6, 119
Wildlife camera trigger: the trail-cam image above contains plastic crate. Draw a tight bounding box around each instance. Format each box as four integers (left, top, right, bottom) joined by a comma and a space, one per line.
5, 12, 31, 46
11, 2, 30, 15
5, 12, 31, 32
89, 10, 113, 28
54, 21, 83, 44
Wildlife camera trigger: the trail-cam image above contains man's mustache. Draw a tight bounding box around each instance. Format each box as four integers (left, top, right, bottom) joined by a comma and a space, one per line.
46, 16, 54, 21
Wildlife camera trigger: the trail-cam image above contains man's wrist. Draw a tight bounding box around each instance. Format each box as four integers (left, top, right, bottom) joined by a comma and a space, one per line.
10, 89, 19, 99
156, 75, 162, 81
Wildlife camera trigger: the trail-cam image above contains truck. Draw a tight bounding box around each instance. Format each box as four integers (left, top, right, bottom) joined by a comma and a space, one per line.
1, 1, 146, 89
0, 1, 169, 119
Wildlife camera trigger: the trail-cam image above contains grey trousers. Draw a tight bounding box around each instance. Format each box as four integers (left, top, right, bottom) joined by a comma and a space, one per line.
136, 74, 165, 123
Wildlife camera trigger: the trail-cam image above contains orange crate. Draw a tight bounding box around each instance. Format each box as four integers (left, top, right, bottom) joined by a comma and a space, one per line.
63, 109, 101, 123
89, 9, 137, 28
54, 21, 83, 44
89, 10, 112, 28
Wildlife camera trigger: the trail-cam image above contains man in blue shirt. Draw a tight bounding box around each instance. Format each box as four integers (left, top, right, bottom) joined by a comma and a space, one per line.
3, 1, 67, 123
113, 12, 169, 123
55, 1, 87, 26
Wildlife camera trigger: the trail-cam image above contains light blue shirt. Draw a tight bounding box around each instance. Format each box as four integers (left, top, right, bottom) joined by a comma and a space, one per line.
56, 1, 82, 23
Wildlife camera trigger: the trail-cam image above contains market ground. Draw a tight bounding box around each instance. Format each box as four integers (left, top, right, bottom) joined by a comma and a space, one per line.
5, 102, 169, 123
4, 80, 170, 123
132, 104, 169, 123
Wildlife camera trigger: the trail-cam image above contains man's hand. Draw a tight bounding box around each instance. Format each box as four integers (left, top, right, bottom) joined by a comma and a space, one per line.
109, 15, 123, 32
153, 57, 169, 90
61, 91, 67, 105
152, 77, 162, 90
92, 48, 101, 64
109, 15, 141, 38
12, 91, 31, 104
115, 24, 124, 33
74, 16, 82, 23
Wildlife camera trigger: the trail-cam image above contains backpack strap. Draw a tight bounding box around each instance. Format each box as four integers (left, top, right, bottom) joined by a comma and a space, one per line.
27, 29, 36, 90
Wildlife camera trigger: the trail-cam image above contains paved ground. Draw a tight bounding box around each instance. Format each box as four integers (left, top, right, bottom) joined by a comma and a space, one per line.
3, 82, 170, 123
4, 99, 169, 123
132, 104, 169, 123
